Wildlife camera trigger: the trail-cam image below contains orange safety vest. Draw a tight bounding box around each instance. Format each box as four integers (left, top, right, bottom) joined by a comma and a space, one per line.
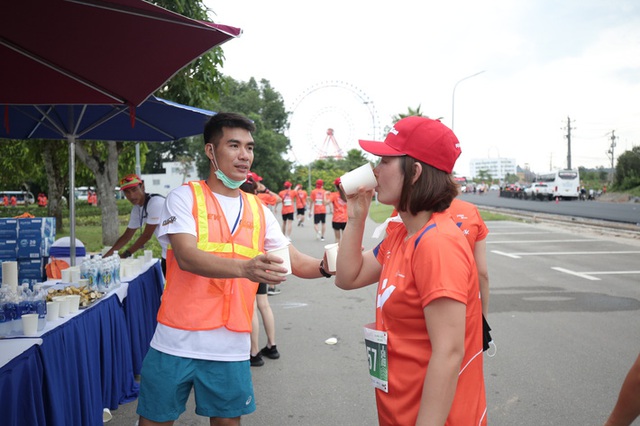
157, 180, 266, 332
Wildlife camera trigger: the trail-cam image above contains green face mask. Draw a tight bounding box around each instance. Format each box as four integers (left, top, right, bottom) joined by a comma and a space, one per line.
214, 168, 246, 190
208, 145, 246, 190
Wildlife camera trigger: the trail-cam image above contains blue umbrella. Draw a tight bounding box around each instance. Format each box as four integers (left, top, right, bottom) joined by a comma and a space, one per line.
0, 96, 215, 264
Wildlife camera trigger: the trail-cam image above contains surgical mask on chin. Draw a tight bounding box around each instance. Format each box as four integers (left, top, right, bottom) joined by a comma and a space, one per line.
208, 145, 247, 190
214, 168, 246, 190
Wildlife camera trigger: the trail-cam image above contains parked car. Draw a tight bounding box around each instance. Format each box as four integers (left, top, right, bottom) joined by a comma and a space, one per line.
524, 183, 550, 200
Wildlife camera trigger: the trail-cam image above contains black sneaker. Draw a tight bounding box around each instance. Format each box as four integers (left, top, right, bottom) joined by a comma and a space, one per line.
260, 345, 280, 359
250, 353, 264, 367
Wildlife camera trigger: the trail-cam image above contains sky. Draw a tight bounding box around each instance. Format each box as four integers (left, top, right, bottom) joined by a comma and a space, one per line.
205, 0, 640, 178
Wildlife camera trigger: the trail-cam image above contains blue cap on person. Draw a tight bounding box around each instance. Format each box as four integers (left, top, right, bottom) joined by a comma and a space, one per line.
358, 116, 461, 174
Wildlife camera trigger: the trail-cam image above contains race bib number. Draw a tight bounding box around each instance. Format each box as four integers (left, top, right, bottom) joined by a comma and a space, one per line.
315, 198, 323, 205
284, 199, 292, 206
364, 323, 388, 393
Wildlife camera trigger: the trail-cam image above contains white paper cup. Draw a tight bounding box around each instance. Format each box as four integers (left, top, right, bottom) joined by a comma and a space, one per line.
144, 250, 153, 263
66, 295, 81, 313
340, 163, 377, 195
324, 243, 339, 272
60, 268, 71, 283
70, 267, 81, 283
21, 313, 39, 336
267, 246, 291, 276
78, 278, 89, 288
46, 301, 60, 321
53, 296, 70, 317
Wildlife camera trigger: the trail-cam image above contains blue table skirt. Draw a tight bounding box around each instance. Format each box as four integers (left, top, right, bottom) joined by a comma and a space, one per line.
0, 261, 163, 425
39, 293, 139, 426
0, 344, 46, 426
123, 261, 164, 375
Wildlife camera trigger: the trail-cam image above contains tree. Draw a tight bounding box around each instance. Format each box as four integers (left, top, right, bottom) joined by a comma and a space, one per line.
614, 147, 640, 190
143, 0, 228, 174
391, 105, 425, 123
202, 76, 292, 190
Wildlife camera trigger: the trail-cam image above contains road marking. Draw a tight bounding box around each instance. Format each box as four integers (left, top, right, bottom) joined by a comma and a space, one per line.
552, 267, 640, 281
495, 250, 640, 256
487, 239, 595, 244
491, 250, 522, 259
551, 267, 601, 281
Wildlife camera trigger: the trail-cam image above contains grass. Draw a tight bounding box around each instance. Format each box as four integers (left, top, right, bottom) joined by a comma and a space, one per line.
2, 198, 516, 257
368, 200, 517, 223
0, 200, 163, 257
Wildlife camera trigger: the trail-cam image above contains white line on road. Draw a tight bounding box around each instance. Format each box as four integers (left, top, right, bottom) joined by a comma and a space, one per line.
491, 250, 521, 259
498, 251, 640, 256
552, 267, 640, 280
487, 239, 596, 244
551, 267, 601, 281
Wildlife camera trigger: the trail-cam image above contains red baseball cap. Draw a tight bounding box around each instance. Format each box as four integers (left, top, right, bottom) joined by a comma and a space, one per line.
119, 174, 143, 190
334, 177, 341, 186
359, 116, 461, 174
284, 181, 292, 188
247, 171, 263, 182
316, 179, 323, 187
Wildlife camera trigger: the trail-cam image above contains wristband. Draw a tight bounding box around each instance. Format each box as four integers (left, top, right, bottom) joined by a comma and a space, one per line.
319, 260, 332, 278
122, 250, 132, 258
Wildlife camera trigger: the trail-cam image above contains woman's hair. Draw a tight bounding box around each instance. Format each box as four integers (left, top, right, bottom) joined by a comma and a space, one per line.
203, 112, 256, 146
397, 156, 458, 214
239, 177, 257, 194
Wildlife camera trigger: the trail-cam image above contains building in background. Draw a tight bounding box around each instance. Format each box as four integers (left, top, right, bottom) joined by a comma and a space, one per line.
141, 161, 198, 196
469, 157, 517, 180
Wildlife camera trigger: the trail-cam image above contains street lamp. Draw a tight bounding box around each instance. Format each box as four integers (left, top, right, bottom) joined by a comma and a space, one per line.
451, 70, 485, 130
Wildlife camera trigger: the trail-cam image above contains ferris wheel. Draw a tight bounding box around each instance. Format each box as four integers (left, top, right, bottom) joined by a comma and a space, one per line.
287, 80, 381, 165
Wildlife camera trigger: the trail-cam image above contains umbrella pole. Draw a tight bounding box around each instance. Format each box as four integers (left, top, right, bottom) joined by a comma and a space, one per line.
68, 135, 76, 266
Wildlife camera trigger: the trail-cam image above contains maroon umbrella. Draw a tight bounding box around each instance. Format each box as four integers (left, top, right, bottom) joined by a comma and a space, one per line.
0, 0, 241, 106
0, 0, 241, 264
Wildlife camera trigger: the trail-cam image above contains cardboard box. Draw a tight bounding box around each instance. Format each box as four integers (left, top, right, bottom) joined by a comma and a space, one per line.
18, 258, 45, 287
0, 240, 18, 259
17, 217, 56, 258
0, 218, 18, 239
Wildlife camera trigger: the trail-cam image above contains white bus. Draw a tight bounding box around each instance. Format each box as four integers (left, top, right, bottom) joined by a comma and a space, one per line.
535, 169, 580, 200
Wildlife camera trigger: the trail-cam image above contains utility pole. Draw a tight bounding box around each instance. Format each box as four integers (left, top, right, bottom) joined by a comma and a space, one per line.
606, 130, 617, 183
563, 116, 575, 170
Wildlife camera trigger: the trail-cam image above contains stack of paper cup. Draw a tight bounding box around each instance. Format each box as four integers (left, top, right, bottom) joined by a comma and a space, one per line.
46, 301, 60, 321
144, 250, 153, 263
21, 313, 39, 336
1, 261, 18, 292
53, 296, 70, 317
60, 268, 71, 283
66, 295, 81, 313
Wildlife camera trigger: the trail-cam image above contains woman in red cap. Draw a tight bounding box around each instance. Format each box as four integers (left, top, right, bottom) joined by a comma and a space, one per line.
335, 116, 486, 426
329, 178, 348, 243
278, 181, 297, 241
310, 179, 329, 241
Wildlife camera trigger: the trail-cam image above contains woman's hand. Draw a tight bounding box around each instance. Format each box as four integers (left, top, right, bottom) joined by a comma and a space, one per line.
346, 187, 375, 225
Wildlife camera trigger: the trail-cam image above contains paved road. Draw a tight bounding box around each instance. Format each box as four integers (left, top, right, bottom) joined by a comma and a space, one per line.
110, 215, 640, 426
460, 191, 640, 225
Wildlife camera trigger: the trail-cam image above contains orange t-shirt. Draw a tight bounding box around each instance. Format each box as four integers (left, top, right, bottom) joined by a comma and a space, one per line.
278, 189, 297, 214
448, 198, 488, 251
310, 188, 327, 214
257, 192, 278, 206
373, 212, 486, 425
296, 190, 308, 209
329, 192, 347, 223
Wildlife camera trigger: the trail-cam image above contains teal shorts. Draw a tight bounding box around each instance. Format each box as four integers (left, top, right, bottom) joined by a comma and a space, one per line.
136, 348, 256, 422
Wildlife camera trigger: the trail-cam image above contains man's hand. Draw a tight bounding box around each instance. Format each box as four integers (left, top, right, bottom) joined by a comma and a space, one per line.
241, 253, 288, 285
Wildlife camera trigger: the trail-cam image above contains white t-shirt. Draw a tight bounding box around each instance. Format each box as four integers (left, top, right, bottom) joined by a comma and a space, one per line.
152, 184, 288, 361
128, 194, 168, 258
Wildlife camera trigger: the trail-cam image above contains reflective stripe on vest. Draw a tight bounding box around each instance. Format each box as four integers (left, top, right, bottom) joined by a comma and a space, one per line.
157, 181, 266, 332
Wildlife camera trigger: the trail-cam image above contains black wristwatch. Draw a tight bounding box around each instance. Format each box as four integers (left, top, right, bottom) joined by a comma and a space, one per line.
319, 260, 332, 278
122, 250, 132, 258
